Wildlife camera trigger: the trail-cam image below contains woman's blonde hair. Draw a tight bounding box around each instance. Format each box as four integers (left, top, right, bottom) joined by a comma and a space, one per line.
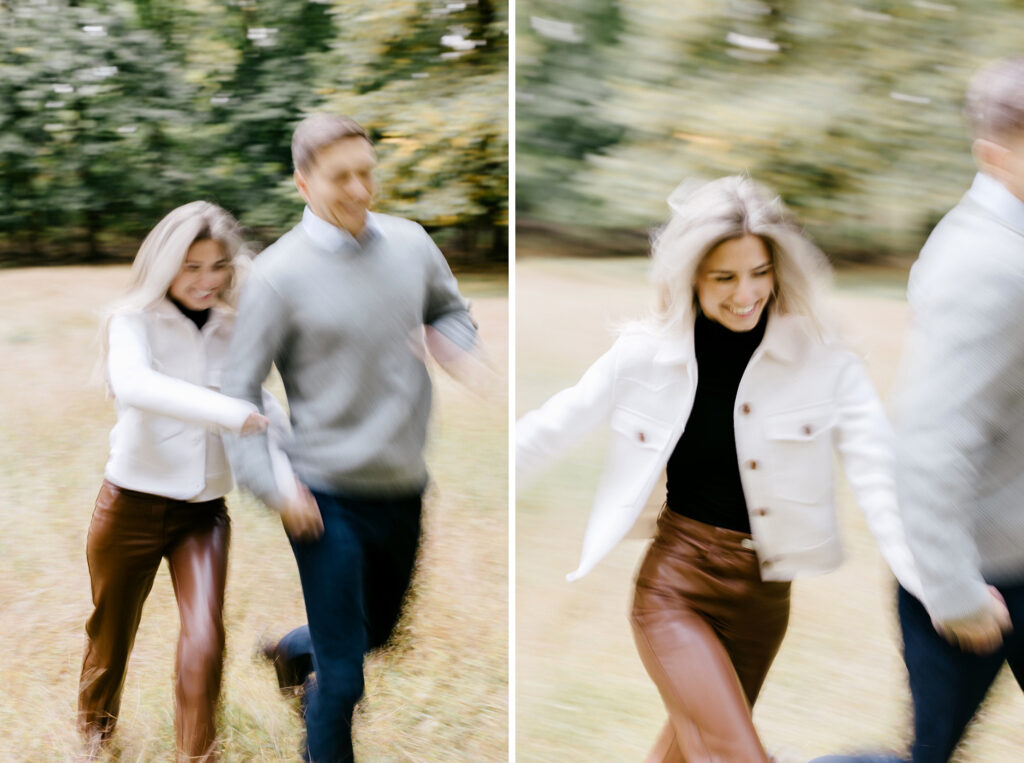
649, 175, 832, 334
97, 201, 250, 372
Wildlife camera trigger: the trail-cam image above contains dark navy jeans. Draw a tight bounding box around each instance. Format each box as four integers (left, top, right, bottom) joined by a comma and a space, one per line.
811, 581, 1024, 763
284, 489, 422, 763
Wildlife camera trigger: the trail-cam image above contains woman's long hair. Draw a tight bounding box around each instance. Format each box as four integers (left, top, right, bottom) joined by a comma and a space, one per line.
97, 201, 251, 377
649, 175, 832, 336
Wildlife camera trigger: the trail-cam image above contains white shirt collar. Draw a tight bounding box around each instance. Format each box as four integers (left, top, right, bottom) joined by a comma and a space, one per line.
967, 173, 1024, 233
301, 206, 381, 251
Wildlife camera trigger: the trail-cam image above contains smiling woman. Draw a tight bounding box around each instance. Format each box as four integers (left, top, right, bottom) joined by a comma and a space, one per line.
79, 201, 291, 762
516, 175, 924, 762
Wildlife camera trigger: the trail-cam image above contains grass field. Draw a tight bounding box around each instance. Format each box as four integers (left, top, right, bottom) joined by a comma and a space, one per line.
0, 266, 507, 761
516, 256, 1024, 762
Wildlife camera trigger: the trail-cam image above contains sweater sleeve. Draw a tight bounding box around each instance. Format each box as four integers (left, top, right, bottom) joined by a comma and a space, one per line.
222, 270, 291, 510
422, 232, 478, 352
107, 312, 256, 432
893, 257, 1024, 622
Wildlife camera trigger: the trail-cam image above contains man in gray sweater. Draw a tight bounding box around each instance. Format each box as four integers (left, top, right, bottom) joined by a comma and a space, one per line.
811, 57, 1024, 763
223, 114, 479, 762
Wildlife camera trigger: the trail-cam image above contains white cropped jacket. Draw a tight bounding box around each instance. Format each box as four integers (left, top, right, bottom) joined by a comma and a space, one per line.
104, 299, 293, 502
517, 312, 922, 594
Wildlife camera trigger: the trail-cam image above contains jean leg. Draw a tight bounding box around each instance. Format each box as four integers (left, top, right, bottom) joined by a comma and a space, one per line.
362, 495, 422, 652
290, 491, 368, 763
898, 585, 1005, 763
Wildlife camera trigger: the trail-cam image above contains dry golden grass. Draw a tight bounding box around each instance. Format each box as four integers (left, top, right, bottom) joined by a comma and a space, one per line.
516, 257, 1024, 762
0, 265, 507, 761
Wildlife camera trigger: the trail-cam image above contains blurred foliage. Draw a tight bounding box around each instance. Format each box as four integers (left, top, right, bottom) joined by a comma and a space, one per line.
0, 0, 507, 265
517, 0, 1023, 262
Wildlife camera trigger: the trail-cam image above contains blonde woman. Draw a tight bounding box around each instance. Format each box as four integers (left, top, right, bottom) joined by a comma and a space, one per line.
517, 176, 921, 762
78, 202, 294, 761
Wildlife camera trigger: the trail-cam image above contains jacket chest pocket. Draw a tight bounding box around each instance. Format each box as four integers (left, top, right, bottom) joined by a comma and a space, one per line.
610, 407, 672, 452
763, 403, 835, 504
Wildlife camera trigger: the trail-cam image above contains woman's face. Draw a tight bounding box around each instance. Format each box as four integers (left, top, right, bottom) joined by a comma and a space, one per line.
695, 234, 774, 332
168, 239, 231, 311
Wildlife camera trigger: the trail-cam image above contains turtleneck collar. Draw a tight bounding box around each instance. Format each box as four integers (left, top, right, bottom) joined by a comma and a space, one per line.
168, 295, 211, 331
694, 307, 768, 354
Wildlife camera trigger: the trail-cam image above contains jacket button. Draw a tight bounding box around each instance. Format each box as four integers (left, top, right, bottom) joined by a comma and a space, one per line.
802, 425, 813, 435
637, 431, 646, 442
755, 508, 769, 517
740, 403, 751, 414
747, 459, 759, 470
761, 559, 773, 569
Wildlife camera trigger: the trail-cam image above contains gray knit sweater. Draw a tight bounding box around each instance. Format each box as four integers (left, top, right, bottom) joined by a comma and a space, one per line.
223, 210, 476, 507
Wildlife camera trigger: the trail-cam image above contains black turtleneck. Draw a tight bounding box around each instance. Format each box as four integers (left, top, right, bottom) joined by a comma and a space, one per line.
169, 296, 211, 331
665, 309, 768, 532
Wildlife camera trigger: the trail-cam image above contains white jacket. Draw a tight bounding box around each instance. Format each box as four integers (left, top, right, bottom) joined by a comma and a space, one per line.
517, 312, 922, 594
105, 298, 293, 502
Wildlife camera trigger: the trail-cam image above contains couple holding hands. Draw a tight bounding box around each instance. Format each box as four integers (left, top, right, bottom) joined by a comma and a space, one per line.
518, 56, 1024, 762
76, 57, 1024, 763
77, 113, 482, 762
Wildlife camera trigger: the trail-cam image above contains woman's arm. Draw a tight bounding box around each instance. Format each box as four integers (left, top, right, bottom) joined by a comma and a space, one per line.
516, 341, 620, 487
832, 352, 923, 598
107, 312, 257, 432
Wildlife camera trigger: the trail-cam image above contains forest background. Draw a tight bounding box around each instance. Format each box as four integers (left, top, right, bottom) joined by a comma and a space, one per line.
1, 0, 508, 267
517, 0, 1023, 263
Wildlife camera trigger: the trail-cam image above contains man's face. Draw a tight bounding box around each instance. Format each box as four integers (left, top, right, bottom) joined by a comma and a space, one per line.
295, 137, 376, 236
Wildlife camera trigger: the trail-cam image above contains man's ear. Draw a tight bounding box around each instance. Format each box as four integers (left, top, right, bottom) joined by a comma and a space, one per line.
294, 169, 310, 202
973, 138, 1008, 177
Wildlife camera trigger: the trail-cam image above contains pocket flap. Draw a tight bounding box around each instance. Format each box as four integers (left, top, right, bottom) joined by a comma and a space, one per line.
610, 407, 671, 449
764, 404, 836, 442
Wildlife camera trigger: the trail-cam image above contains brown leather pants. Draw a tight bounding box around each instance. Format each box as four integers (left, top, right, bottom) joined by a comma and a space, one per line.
630, 509, 791, 763
78, 480, 230, 762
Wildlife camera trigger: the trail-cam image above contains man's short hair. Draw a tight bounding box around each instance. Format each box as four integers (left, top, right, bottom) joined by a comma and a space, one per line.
966, 57, 1024, 142
291, 114, 370, 174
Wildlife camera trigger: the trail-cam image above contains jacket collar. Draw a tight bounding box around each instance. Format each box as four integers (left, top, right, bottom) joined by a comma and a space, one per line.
653, 310, 806, 366
149, 296, 230, 333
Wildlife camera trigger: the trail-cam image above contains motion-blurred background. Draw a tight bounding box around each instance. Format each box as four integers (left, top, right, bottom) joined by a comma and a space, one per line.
517, 0, 1019, 264
1, 0, 507, 267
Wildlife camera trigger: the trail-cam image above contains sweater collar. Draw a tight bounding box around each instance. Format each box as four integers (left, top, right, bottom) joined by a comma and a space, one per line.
300, 205, 382, 252
966, 172, 1024, 235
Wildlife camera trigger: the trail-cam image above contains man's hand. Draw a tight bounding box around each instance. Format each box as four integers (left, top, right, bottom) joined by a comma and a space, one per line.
934, 586, 1012, 654
241, 412, 270, 435
278, 479, 324, 542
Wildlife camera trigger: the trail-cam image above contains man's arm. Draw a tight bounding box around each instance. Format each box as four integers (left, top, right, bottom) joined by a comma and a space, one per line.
222, 270, 292, 510
894, 255, 1023, 647
420, 233, 498, 394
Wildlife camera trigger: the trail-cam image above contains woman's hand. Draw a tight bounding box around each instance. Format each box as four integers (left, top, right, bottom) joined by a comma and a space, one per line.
241, 412, 270, 435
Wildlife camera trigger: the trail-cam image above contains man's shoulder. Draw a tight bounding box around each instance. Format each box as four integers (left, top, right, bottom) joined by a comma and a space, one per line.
369, 212, 436, 250
254, 225, 307, 265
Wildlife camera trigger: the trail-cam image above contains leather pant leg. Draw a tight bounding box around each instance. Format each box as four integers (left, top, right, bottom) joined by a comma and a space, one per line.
166, 502, 230, 762
631, 511, 790, 763
78, 482, 164, 740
